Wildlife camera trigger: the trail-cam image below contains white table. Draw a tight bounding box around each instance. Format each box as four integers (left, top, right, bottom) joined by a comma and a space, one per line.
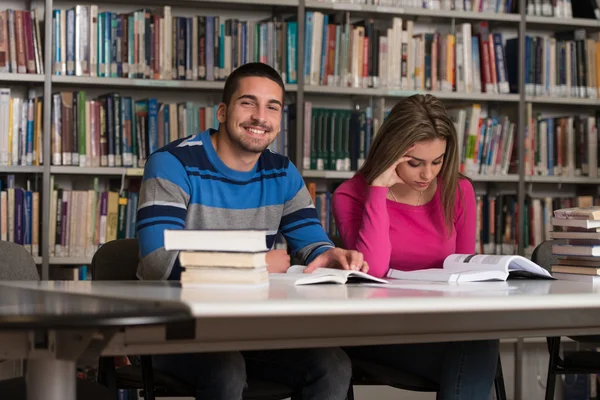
0, 281, 189, 400
2, 278, 600, 357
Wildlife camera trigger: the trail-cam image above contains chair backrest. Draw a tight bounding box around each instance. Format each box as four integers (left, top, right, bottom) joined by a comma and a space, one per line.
531, 239, 567, 271
91, 239, 139, 280
0, 241, 39, 281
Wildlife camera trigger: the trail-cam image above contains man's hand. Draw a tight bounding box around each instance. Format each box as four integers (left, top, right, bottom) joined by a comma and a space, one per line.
266, 249, 291, 273
304, 248, 369, 274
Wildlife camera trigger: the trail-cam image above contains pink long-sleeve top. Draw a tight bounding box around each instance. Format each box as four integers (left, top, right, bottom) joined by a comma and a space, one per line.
332, 173, 477, 278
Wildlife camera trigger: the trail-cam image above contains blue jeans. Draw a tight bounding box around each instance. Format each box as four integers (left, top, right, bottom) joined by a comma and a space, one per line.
152, 347, 352, 400
344, 340, 499, 400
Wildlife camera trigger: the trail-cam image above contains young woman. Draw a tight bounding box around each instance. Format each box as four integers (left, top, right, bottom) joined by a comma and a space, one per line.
332, 94, 499, 399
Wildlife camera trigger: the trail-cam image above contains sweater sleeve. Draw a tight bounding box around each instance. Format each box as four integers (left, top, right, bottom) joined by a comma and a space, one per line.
332, 181, 393, 278
136, 151, 191, 280
454, 179, 477, 254
279, 161, 334, 264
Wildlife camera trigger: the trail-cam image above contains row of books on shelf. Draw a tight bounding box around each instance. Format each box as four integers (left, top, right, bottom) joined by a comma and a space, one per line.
305, 15, 514, 94
0, 176, 39, 256
302, 102, 517, 176
458, 104, 600, 178
2, 89, 598, 180
304, 13, 600, 97
50, 92, 291, 168
0, 88, 293, 168
0, 89, 42, 167
51, 5, 297, 84
0, 173, 144, 260
0, 9, 44, 75
521, 30, 600, 99
451, 104, 516, 176
303, 103, 376, 172
526, 108, 600, 178
526, 0, 599, 19
302, 102, 600, 178
48, 178, 139, 258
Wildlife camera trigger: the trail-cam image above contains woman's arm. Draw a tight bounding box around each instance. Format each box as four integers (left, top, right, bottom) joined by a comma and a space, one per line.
332, 184, 393, 278
454, 179, 477, 254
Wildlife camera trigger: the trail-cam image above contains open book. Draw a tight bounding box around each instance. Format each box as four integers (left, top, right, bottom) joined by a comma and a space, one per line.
387, 254, 554, 283
270, 265, 388, 285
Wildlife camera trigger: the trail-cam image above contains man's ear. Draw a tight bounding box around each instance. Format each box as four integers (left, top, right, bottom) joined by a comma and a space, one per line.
216, 103, 227, 124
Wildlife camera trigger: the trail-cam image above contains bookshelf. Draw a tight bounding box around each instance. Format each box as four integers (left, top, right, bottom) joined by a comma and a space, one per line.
0, 0, 596, 279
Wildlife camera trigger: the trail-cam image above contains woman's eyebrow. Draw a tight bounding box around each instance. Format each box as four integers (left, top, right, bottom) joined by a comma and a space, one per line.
409, 153, 445, 162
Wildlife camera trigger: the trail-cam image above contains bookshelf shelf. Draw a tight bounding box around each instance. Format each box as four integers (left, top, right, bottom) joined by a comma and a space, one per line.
50, 166, 144, 176
0, 166, 44, 174
304, 85, 383, 96
49, 257, 92, 265
91, 0, 299, 7
385, 90, 520, 102
303, 170, 520, 183
126, 168, 144, 177
52, 76, 299, 92
526, 96, 600, 106
525, 15, 600, 29
525, 176, 600, 185
305, 1, 520, 23
168, 0, 298, 6
34, 256, 92, 266
303, 170, 354, 179
469, 175, 520, 182
0, 73, 45, 83
304, 85, 520, 102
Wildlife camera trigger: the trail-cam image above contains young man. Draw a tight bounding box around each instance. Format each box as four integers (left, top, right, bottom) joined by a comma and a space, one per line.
136, 62, 367, 400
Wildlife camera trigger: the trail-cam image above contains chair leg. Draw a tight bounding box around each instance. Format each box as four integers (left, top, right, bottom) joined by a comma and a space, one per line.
97, 356, 118, 398
494, 355, 507, 400
140, 355, 155, 400
545, 337, 561, 400
346, 384, 354, 400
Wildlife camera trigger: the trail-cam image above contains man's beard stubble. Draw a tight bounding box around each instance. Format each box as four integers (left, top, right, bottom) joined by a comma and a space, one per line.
225, 118, 274, 154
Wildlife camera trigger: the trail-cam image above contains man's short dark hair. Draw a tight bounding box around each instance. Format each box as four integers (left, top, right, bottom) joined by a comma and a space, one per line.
222, 62, 285, 106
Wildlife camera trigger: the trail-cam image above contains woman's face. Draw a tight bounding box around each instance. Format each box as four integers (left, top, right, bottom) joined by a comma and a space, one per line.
396, 139, 447, 192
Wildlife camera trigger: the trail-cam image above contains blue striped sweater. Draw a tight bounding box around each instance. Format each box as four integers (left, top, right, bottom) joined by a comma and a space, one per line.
136, 129, 334, 280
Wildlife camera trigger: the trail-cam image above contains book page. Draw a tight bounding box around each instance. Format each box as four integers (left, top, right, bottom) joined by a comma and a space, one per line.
268, 265, 350, 285
443, 254, 553, 279
443, 254, 512, 272
387, 268, 508, 282
505, 257, 552, 278
271, 266, 387, 285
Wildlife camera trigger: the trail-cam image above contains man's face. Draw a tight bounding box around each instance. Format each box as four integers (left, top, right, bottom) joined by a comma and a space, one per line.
220, 76, 284, 153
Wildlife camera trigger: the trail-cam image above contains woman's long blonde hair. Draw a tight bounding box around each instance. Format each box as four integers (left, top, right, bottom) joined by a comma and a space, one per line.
359, 94, 467, 235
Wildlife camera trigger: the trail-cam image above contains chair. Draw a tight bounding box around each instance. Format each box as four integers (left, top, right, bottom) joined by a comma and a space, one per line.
531, 239, 600, 400
92, 238, 297, 400
0, 241, 114, 400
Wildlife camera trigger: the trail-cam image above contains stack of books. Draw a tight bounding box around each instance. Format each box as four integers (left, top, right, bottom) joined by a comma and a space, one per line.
164, 229, 269, 287
550, 206, 600, 282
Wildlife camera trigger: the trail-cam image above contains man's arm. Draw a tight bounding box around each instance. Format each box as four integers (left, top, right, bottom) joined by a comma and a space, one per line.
136, 151, 191, 280
279, 161, 334, 265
